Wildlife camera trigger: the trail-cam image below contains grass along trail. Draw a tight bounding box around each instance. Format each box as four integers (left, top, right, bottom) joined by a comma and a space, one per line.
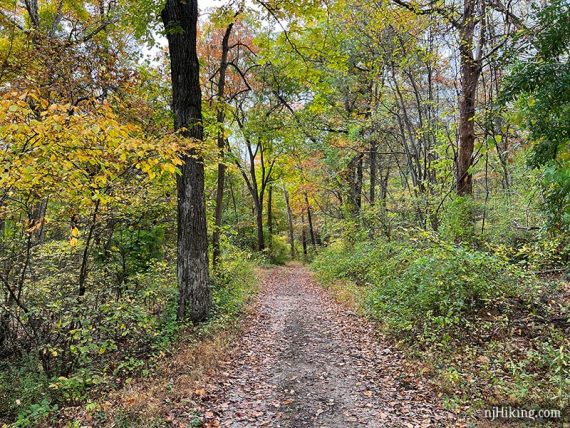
198, 264, 460, 427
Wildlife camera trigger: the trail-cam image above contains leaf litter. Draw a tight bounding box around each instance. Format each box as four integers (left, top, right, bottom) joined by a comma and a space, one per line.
190, 265, 466, 427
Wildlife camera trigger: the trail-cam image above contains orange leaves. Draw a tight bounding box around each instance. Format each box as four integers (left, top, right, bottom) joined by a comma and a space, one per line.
194, 388, 207, 398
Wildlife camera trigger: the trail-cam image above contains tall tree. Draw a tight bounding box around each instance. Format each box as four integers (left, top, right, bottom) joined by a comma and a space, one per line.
283, 185, 296, 259
212, 21, 235, 269
161, 0, 210, 322
392, 0, 524, 196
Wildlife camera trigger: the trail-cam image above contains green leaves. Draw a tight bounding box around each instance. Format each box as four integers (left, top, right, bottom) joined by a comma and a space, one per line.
502, 0, 570, 231
313, 233, 538, 344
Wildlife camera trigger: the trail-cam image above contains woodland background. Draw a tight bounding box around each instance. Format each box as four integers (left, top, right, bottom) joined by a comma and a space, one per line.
0, 0, 568, 425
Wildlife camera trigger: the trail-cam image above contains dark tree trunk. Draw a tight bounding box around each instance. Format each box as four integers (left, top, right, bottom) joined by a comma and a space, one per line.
162, 0, 210, 323
31, 198, 48, 243
242, 142, 265, 252
456, 0, 481, 196
229, 178, 238, 218
304, 192, 317, 250
354, 154, 364, 213
348, 154, 363, 216
301, 212, 308, 259
380, 167, 389, 204
24, 0, 40, 28
369, 141, 377, 205
212, 161, 226, 268
212, 23, 234, 269
267, 185, 273, 237
457, 57, 479, 195
283, 187, 295, 259
78, 199, 100, 296
255, 199, 265, 251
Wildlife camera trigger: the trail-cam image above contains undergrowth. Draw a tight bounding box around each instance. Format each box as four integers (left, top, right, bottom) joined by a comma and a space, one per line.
312, 231, 570, 414
0, 244, 259, 427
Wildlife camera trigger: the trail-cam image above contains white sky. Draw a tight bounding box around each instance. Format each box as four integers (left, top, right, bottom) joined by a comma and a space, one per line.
142, 0, 227, 62
200, 0, 225, 11
143, 0, 259, 63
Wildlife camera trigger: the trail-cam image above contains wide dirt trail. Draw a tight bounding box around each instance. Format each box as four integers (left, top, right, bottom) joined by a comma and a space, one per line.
203, 265, 458, 427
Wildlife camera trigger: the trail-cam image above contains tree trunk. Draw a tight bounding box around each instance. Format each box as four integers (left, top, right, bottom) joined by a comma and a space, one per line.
31, 198, 48, 243
212, 23, 234, 269
162, 0, 210, 323
349, 153, 364, 215
304, 192, 317, 250
369, 141, 377, 205
283, 187, 295, 259
301, 212, 308, 259
356, 154, 363, 211
255, 199, 265, 251
456, 0, 481, 196
267, 185, 273, 238
78, 199, 100, 296
212, 161, 226, 268
457, 60, 479, 195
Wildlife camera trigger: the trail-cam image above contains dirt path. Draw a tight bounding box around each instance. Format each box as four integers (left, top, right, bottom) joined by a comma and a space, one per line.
201, 265, 459, 427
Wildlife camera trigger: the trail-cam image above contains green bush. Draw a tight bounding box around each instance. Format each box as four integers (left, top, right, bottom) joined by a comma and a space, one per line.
0, 356, 50, 425
313, 237, 418, 288
529, 337, 570, 408
0, 241, 259, 425
266, 235, 290, 265
313, 234, 538, 343
367, 241, 536, 340
211, 243, 257, 318
312, 230, 569, 410
440, 196, 476, 244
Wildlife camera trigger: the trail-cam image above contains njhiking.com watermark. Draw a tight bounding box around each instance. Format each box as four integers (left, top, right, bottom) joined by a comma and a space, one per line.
481, 405, 564, 422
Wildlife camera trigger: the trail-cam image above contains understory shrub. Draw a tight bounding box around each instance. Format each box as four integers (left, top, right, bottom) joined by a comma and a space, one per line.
211, 242, 257, 319
312, 232, 570, 409
313, 233, 539, 342
311, 239, 405, 286
440, 196, 477, 244
267, 235, 290, 265
0, 242, 258, 426
367, 240, 537, 341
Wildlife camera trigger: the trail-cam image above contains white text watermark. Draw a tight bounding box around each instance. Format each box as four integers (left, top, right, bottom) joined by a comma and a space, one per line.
482, 406, 562, 422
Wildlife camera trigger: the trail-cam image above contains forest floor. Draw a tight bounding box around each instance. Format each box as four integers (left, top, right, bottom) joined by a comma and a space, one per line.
190, 264, 463, 427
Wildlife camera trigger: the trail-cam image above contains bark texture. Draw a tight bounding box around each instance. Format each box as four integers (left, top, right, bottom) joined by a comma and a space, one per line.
456, 0, 482, 196
304, 192, 317, 250
162, 0, 210, 323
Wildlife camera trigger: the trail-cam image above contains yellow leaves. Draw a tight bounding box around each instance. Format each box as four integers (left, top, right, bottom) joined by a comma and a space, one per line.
161, 163, 177, 175
0, 91, 190, 201
69, 226, 79, 247
0, 90, 189, 236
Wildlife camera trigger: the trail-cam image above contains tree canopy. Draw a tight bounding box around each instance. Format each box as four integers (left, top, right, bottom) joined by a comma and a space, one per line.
0, 0, 568, 425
